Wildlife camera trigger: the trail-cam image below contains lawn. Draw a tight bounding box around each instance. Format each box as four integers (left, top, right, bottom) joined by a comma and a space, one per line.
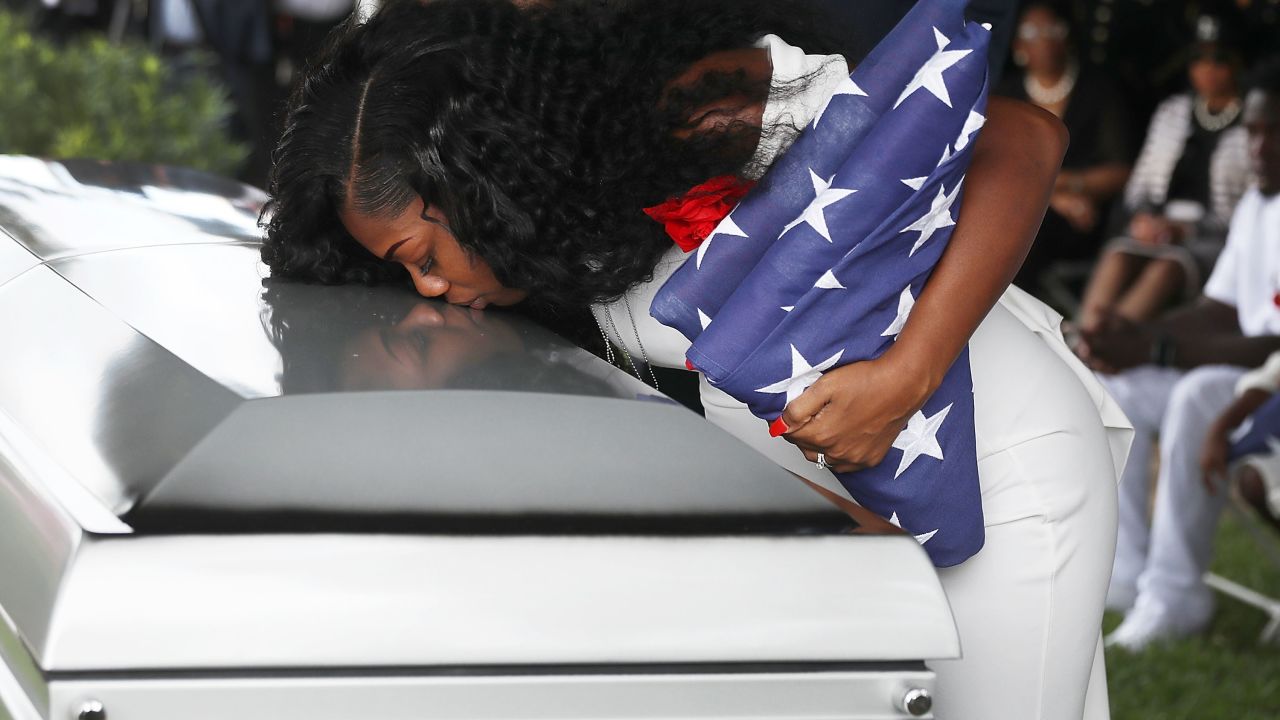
1105, 510, 1280, 720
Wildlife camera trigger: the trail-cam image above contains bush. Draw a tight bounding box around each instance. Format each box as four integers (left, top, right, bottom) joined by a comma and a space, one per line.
0, 10, 247, 175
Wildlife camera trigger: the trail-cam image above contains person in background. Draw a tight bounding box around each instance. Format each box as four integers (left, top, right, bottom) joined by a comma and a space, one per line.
1077, 15, 1250, 333
998, 0, 1133, 299
1078, 57, 1280, 651
1202, 350, 1280, 532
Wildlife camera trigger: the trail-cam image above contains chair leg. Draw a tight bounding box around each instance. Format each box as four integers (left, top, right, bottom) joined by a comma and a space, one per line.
1203, 573, 1280, 645
1202, 498, 1280, 645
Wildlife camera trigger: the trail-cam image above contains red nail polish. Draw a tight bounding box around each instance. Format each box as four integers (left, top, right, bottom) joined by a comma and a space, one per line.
685, 359, 696, 371
769, 417, 789, 437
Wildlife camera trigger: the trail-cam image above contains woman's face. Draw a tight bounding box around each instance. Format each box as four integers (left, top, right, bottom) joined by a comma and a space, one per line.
341, 301, 524, 390
340, 197, 528, 310
1015, 6, 1069, 76
1188, 47, 1237, 101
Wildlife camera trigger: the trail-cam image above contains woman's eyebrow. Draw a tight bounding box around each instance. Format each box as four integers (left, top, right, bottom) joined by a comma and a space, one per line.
383, 238, 413, 261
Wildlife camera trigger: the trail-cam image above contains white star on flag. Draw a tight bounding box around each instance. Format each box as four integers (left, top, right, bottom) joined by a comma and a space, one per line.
780, 170, 856, 243
889, 512, 939, 545
881, 286, 916, 338
756, 344, 844, 406
901, 179, 962, 256
891, 403, 952, 478
815, 269, 846, 289
894, 27, 973, 109
901, 176, 927, 191
698, 309, 713, 330
953, 110, 986, 152
813, 75, 868, 128
697, 215, 749, 269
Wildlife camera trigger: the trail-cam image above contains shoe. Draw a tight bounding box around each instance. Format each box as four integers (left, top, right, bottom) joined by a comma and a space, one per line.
1104, 597, 1210, 652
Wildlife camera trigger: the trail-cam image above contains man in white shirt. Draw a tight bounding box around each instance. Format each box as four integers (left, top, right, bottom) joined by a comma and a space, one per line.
1076, 58, 1280, 651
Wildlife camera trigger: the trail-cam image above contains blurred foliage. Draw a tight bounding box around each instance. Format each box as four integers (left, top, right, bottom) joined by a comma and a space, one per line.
0, 10, 247, 174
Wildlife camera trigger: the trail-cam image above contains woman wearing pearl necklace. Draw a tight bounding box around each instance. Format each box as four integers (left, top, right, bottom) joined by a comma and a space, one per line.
1078, 15, 1251, 336
998, 1, 1135, 302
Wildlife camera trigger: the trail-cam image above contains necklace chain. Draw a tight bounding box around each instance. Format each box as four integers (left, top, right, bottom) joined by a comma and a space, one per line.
621, 296, 661, 390
1193, 96, 1241, 133
1024, 61, 1078, 106
595, 298, 660, 391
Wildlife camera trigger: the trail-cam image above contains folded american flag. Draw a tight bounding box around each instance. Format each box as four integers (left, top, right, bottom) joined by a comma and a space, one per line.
650, 0, 990, 566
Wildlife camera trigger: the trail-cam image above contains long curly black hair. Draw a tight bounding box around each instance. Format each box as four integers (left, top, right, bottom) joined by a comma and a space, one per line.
261, 0, 852, 312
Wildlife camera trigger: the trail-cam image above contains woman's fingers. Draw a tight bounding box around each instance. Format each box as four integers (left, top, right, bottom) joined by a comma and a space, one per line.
780, 361, 912, 471
780, 379, 831, 435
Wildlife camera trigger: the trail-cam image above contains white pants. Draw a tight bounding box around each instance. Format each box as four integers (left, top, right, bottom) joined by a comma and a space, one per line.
928, 435, 1116, 720
1101, 364, 1245, 622
701, 301, 1121, 720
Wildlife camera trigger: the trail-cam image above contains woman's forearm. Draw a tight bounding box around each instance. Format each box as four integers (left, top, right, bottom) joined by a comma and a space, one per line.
885, 97, 1068, 392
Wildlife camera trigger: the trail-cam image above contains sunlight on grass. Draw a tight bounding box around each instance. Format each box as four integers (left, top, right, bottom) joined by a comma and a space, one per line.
1105, 513, 1280, 720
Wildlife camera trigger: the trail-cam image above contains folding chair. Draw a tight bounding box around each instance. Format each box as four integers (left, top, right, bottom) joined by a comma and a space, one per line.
1203, 492, 1280, 645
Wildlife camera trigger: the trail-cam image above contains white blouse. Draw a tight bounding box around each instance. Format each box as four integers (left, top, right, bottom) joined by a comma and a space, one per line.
593, 36, 1132, 522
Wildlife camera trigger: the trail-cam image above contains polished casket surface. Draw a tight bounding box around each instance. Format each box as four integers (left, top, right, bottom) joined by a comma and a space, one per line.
0, 157, 956, 720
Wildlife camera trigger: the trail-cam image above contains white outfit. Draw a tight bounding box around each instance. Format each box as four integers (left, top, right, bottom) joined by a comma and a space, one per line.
1103, 189, 1280, 629
595, 36, 1130, 720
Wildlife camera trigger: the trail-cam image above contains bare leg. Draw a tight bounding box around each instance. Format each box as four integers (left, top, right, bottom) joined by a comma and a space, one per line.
1079, 250, 1142, 333
1114, 257, 1186, 323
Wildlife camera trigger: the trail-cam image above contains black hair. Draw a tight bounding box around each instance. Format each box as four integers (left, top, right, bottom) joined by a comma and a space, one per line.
261, 0, 847, 312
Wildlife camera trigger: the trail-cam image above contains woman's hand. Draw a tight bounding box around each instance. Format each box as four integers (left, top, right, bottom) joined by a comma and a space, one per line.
779, 354, 932, 474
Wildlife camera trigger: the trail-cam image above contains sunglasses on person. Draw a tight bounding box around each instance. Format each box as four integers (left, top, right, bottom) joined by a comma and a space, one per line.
1017, 22, 1069, 42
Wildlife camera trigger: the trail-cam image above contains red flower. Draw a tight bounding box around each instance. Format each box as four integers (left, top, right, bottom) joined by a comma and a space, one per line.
643, 175, 755, 253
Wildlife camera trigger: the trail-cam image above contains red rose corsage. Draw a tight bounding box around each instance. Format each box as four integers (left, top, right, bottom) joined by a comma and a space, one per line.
643, 175, 755, 253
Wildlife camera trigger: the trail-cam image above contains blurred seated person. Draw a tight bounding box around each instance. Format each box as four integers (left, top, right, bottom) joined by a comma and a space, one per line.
1079, 15, 1251, 333
1202, 351, 1280, 532
998, 1, 1133, 297
1076, 58, 1280, 650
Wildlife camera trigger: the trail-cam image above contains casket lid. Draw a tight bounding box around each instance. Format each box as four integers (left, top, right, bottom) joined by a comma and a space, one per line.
0, 156, 847, 533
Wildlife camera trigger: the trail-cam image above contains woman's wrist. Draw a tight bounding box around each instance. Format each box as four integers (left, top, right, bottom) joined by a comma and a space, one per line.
880, 339, 947, 411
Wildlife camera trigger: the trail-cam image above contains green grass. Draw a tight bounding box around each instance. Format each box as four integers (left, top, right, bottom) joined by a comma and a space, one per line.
1105, 512, 1280, 719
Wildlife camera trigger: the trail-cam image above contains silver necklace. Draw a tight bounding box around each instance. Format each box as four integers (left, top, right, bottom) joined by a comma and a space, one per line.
1024, 61, 1078, 106
1193, 97, 1241, 133
594, 296, 661, 391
